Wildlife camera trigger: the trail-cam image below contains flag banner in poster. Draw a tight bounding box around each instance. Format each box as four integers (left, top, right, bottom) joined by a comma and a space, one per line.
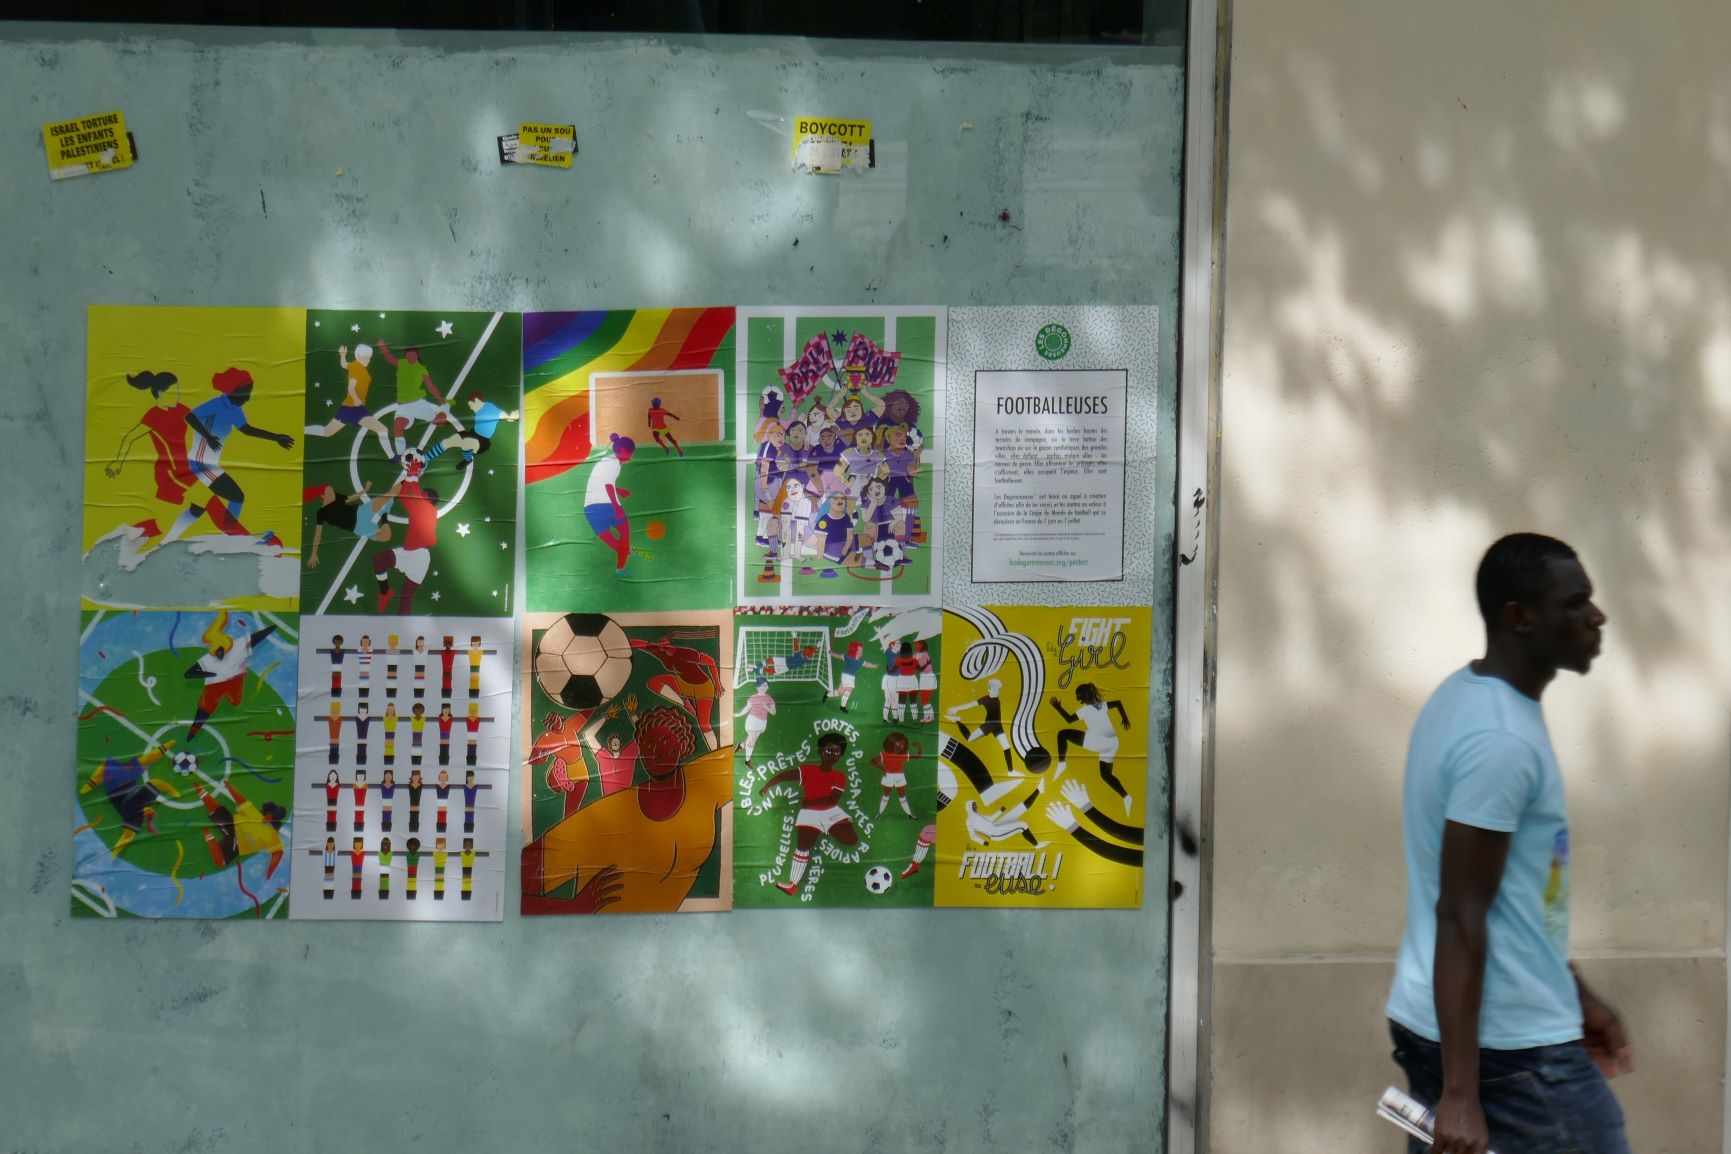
943, 306, 1160, 607
300, 309, 522, 618
936, 606, 1151, 909
519, 611, 734, 914
74, 609, 298, 919
522, 308, 737, 612
287, 617, 512, 920
731, 605, 941, 907
82, 306, 306, 612
737, 307, 945, 606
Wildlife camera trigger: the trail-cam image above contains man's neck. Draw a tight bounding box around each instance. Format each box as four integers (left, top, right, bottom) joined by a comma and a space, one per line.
1471, 643, 1556, 701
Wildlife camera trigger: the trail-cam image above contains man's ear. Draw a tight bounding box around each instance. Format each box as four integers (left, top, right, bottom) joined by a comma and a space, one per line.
1499, 600, 1533, 635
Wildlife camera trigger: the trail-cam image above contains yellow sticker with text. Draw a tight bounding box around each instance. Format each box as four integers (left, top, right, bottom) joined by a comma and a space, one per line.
792, 116, 874, 174
936, 606, 1151, 908
43, 110, 134, 180
517, 122, 577, 168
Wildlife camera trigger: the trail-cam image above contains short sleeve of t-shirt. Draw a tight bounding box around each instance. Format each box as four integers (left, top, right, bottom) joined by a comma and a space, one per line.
1443, 729, 1541, 833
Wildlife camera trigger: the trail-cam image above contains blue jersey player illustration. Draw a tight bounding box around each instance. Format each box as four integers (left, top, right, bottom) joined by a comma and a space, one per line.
425, 392, 519, 469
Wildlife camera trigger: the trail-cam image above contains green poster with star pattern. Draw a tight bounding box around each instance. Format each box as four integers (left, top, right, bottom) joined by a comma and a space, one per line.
299, 309, 522, 618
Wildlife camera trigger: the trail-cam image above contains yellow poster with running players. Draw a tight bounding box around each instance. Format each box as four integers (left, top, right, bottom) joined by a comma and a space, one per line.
935, 606, 1149, 908
83, 306, 306, 611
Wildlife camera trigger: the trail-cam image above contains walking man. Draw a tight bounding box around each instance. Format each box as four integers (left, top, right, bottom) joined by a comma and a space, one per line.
1387, 533, 1632, 1153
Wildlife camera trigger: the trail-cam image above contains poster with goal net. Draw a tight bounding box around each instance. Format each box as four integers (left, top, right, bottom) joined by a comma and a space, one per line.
733, 625, 834, 692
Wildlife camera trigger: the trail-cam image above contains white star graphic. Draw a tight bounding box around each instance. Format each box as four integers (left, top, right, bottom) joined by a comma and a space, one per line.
378, 312, 387, 318
430, 590, 442, 601
455, 523, 471, 537
491, 590, 498, 597
432, 570, 440, 577
483, 516, 491, 523
435, 320, 455, 338
313, 320, 321, 327
499, 542, 508, 550
341, 584, 362, 604
325, 399, 334, 408
487, 468, 495, 475
350, 323, 361, 333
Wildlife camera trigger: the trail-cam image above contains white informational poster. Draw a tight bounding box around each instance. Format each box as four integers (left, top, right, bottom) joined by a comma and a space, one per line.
971, 368, 1128, 582
288, 615, 513, 920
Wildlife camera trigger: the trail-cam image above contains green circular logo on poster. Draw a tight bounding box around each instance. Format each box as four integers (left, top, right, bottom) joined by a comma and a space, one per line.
1035, 323, 1071, 361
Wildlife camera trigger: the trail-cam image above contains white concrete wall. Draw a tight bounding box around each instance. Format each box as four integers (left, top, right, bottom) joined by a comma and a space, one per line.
1212, 1, 1731, 1149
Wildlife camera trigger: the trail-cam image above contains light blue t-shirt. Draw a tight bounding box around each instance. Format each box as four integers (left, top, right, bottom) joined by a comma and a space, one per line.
1386, 665, 1581, 1049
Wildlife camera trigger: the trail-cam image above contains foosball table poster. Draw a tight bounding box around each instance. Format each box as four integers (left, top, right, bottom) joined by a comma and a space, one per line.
287, 616, 513, 920
519, 610, 734, 914
935, 606, 1151, 909
732, 606, 942, 908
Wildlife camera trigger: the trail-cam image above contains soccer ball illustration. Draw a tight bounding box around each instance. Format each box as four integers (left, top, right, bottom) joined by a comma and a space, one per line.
871, 537, 906, 571
906, 427, 924, 450
535, 613, 633, 710
171, 751, 200, 777
864, 866, 894, 895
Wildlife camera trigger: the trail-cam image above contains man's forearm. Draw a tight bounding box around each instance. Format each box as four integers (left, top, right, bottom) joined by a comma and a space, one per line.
1434, 910, 1488, 1091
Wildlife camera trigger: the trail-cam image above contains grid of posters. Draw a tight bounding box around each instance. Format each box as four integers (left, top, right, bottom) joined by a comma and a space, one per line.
76, 303, 1158, 918
76, 306, 519, 920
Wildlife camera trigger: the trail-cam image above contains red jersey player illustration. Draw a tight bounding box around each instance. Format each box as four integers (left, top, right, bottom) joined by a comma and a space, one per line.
646, 396, 683, 456
323, 769, 340, 832
893, 640, 920, 723
529, 698, 640, 818
104, 371, 196, 549
633, 633, 723, 752
352, 768, 368, 832
464, 701, 483, 767
759, 731, 859, 897
436, 705, 456, 768
184, 612, 278, 743
348, 836, 366, 900
371, 452, 440, 615
439, 635, 458, 697
871, 732, 921, 818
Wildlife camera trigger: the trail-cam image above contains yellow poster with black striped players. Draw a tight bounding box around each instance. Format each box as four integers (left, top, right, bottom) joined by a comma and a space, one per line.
935, 606, 1150, 908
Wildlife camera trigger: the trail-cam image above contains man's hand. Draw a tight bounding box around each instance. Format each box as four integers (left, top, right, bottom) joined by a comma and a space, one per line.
1581, 986, 1635, 1078
1432, 1087, 1490, 1154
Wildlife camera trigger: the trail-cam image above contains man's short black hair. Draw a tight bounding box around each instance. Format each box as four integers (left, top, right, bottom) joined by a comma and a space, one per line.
817, 731, 848, 751
1476, 533, 1578, 632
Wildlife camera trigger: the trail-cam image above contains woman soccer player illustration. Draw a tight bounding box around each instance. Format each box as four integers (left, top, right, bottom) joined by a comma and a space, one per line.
838, 426, 881, 515
735, 678, 776, 766
584, 433, 637, 578
759, 731, 858, 897
871, 732, 922, 818
1049, 683, 1135, 814
646, 396, 683, 456
157, 367, 295, 550
855, 477, 893, 563
305, 344, 392, 456
304, 480, 398, 569
104, 371, 196, 528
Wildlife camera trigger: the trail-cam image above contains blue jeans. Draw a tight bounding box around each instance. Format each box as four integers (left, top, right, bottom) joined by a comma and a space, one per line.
1389, 1021, 1630, 1154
